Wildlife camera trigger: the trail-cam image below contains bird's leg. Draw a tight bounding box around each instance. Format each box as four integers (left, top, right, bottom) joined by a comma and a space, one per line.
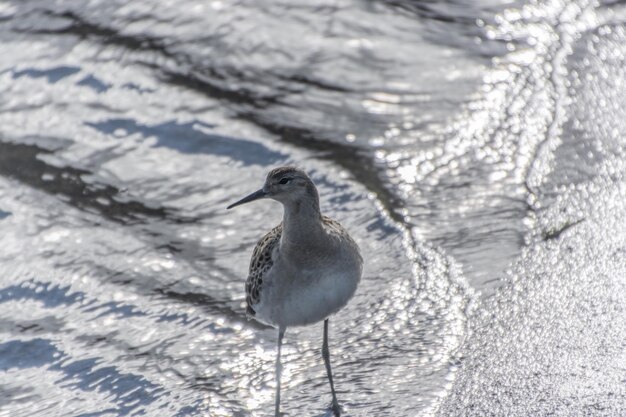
275, 326, 286, 417
322, 319, 341, 416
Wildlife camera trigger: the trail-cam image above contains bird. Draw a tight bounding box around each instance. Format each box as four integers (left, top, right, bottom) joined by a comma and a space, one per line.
227, 166, 363, 417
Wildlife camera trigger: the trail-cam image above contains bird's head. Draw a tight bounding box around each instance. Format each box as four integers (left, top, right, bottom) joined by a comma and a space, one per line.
227, 166, 318, 209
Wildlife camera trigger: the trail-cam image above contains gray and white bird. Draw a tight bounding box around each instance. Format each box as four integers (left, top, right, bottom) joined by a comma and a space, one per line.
227, 166, 363, 417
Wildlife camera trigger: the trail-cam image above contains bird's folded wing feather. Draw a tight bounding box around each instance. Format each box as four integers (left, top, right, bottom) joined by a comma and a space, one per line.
245, 223, 282, 317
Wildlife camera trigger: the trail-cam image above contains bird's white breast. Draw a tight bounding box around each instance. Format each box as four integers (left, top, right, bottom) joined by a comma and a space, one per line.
253, 255, 361, 328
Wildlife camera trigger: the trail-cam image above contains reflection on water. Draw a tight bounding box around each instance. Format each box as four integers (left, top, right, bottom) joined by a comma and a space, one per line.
1, 0, 625, 415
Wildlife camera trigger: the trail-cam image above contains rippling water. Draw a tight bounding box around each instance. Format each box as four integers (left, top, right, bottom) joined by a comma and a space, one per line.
1, 0, 625, 416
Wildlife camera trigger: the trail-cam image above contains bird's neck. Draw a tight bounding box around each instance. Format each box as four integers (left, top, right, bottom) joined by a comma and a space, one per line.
280, 197, 324, 251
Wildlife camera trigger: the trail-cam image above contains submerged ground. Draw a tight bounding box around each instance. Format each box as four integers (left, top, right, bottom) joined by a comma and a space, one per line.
0, 0, 625, 415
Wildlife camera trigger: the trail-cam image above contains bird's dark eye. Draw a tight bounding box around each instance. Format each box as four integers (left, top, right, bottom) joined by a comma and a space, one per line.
278, 177, 292, 185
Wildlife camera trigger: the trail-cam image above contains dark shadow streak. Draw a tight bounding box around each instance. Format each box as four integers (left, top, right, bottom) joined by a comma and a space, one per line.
24, 10, 283, 108
0, 139, 191, 225
84, 118, 287, 165
155, 289, 271, 331
380, 0, 476, 24
542, 218, 585, 241
0, 209, 10, 220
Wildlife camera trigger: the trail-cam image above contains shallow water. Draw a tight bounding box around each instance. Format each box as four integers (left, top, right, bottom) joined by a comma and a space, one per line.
0, 0, 625, 416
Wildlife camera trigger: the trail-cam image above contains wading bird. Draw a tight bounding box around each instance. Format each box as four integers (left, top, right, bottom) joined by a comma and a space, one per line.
228, 166, 362, 416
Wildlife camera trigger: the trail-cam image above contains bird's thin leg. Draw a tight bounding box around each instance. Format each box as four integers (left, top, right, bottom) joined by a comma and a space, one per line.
275, 326, 286, 417
322, 319, 341, 416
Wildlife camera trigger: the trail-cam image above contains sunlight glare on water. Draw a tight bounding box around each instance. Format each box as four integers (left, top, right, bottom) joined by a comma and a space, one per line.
0, 0, 625, 416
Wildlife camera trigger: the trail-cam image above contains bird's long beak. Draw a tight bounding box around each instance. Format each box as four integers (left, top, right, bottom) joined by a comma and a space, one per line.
227, 189, 267, 209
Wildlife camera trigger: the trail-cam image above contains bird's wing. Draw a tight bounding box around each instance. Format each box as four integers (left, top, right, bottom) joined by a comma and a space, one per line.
245, 223, 282, 317
321, 215, 362, 260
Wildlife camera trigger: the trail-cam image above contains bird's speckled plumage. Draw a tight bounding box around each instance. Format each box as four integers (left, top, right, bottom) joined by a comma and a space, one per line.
245, 223, 282, 317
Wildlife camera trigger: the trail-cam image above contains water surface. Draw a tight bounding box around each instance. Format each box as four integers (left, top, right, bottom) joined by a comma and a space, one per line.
1, 0, 625, 416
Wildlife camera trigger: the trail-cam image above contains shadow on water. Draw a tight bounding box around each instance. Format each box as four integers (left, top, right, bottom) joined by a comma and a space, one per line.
0, 338, 164, 414
0, 339, 58, 370
77, 74, 111, 93
154, 288, 270, 330
12, 65, 81, 83
85, 118, 287, 164
23, 10, 282, 107
0, 280, 86, 308
0, 139, 175, 225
